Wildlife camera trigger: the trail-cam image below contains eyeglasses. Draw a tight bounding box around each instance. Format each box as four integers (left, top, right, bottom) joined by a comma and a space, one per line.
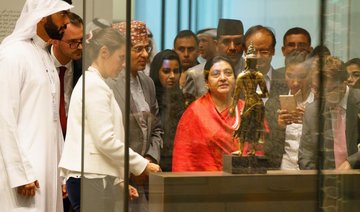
132, 45, 152, 54
209, 69, 234, 78
255, 49, 272, 56
60, 40, 83, 49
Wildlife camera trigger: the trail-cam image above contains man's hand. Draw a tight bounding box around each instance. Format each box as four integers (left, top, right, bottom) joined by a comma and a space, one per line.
62, 184, 68, 199
16, 180, 40, 197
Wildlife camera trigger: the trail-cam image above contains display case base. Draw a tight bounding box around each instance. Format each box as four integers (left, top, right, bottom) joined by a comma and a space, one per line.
223, 154, 268, 174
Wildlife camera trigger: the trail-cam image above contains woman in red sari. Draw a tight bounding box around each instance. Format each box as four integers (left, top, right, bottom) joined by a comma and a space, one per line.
172, 56, 245, 171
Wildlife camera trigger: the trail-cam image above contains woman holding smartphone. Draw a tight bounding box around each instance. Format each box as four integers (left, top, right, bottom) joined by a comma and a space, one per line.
268, 50, 314, 170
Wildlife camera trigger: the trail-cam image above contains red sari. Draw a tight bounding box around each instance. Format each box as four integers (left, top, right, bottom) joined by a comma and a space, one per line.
172, 93, 245, 171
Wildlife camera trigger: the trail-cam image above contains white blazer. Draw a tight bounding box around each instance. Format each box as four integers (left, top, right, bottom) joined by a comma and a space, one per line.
59, 68, 148, 179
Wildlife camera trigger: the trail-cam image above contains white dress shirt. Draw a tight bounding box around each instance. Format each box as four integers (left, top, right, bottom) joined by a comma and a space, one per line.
281, 91, 315, 170
51, 46, 74, 115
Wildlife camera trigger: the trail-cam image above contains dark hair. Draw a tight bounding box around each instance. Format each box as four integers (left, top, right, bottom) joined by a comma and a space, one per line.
283, 27, 311, 46
173, 30, 199, 47
244, 25, 276, 50
308, 45, 331, 58
68, 12, 83, 27
150, 49, 182, 89
204, 55, 235, 80
85, 28, 125, 66
345, 58, 360, 69
149, 50, 185, 129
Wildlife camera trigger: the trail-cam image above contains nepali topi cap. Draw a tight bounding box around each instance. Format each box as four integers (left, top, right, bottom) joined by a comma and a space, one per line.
112, 20, 149, 45
217, 18, 244, 37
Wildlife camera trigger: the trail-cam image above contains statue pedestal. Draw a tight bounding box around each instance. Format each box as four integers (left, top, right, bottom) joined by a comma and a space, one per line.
223, 154, 268, 174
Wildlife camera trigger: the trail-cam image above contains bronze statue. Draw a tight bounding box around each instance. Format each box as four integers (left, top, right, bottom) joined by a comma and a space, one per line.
229, 43, 269, 156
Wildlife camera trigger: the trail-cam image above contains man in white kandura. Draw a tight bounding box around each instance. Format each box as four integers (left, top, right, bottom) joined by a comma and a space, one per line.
0, 0, 72, 211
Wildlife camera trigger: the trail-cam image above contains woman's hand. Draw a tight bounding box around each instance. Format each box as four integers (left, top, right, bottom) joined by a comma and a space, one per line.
292, 106, 305, 124
277, 109, 293, 129
144, 162, 161, 175
131, 162, 161, 185
129, 185, 139, 200
278, 106, 305, 129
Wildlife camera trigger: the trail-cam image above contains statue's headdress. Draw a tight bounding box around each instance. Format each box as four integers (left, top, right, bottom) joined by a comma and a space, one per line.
246, 42, 257, 59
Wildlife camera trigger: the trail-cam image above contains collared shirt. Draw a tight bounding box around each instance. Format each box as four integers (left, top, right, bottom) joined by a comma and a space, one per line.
257, 66, 273, 104
51, 46, 74, 115
281, 91, 315, 170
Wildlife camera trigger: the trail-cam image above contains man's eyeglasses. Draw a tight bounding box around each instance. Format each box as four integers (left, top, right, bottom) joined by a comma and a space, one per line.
61, 40, 82, 49
255, 49, 272, 56
132, 45, 152, 54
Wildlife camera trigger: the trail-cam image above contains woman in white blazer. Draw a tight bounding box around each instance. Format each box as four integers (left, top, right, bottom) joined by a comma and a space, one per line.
58, 28, 160, 212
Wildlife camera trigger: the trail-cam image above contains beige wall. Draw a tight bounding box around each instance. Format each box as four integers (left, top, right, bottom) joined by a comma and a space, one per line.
0, 0, 23, 42
0, 0, 135, 42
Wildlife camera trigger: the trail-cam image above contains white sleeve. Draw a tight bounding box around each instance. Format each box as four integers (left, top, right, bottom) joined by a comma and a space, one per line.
0, 52, 35, 188
85, 78, 148, 175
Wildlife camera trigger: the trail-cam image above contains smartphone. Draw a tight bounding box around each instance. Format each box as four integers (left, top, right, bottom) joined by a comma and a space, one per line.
279, 95, 297, 112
